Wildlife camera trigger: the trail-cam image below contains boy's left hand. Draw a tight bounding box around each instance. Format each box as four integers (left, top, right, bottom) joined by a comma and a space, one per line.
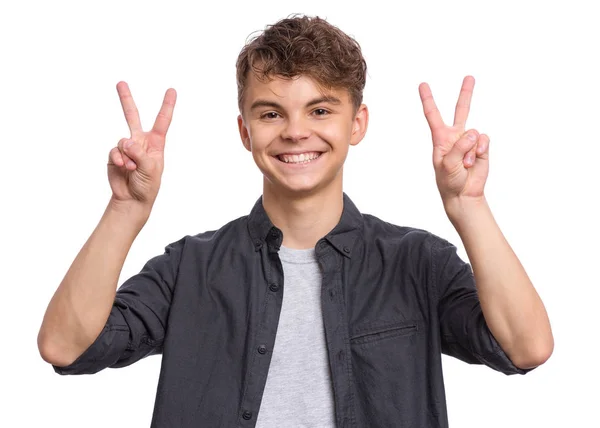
419, 76, 489, 205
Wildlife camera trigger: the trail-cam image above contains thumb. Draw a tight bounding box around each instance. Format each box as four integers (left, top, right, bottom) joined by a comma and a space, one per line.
121, 139, 153, 171
442, 130, 478, 170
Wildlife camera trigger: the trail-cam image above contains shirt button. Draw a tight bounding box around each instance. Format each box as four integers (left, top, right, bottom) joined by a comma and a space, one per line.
258, 345, 267, 354
242, 410, 252, 420
343, 246, 350, 253
269, 283, 280, 292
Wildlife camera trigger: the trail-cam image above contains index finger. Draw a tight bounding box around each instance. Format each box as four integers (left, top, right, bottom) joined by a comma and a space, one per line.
151, 88, 177, 137
116, 81, 143, 135
453, 76, 475, 129
419, 82, 445, 131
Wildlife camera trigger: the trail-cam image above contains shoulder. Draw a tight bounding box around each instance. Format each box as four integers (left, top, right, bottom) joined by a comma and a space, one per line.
149, 215, 253, 273
359, 212, 462, 264
360, 212, 447, 249
166, 215, 253, 254
359, 212, 465, 275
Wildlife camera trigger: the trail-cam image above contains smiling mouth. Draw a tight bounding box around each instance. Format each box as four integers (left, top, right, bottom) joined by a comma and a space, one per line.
275, 151, 323, 164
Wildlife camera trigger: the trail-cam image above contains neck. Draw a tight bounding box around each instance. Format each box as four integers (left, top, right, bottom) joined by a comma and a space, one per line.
262, 180, 344, 250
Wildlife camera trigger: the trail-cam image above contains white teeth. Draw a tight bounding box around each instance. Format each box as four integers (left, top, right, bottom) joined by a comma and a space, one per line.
278, 152, 321, 164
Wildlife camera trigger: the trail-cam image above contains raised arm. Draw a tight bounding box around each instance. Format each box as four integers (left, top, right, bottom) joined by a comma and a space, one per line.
37, 82, 177, 367
419, 76, 553, 369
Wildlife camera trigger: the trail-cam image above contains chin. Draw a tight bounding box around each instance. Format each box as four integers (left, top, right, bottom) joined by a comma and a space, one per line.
276, 183, 320, 197
273, 176, 337, 198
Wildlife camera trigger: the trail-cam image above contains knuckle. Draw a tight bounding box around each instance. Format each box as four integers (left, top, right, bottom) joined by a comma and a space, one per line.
424, 106, 439, 116
456, 139, 472, 151
108, 149, 120, 164
441, 156, 455, 172
119, 93, 133, 102
462, 131, 479, 144
155, 112, 170, 122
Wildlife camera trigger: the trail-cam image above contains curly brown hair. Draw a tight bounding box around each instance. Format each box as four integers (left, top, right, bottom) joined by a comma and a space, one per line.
236, 15, 367, 113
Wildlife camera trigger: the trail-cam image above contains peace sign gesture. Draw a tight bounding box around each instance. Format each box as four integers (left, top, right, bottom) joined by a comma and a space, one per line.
419, 76, 489, 204
108, 82, 177, 209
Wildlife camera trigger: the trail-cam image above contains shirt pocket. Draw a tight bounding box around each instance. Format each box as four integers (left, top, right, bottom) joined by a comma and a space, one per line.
350, 319, 421, 346
349, 318, 431, 426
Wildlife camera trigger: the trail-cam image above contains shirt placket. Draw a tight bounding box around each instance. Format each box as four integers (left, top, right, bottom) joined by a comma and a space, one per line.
317, 239, 356, 428
237, 231, 284, 427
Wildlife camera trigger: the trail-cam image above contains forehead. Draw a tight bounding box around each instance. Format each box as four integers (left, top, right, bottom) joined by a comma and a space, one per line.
243, 72, 351, 106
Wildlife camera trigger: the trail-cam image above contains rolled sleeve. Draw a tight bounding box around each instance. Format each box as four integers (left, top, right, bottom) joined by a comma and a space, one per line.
52, 236, 186, 375
432, 237, 533, 376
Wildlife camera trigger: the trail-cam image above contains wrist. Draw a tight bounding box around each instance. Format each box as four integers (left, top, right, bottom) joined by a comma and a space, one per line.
106, 197, 152, 230
443, 195, 490, 230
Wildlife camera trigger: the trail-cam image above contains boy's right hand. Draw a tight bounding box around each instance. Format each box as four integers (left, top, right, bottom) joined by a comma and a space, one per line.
108, 82, 177, 212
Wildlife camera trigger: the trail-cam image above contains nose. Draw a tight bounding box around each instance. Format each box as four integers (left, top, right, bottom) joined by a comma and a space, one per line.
281, 114, 311, 142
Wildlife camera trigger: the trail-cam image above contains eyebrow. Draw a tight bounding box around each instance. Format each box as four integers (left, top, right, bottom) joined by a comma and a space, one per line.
250, 95, 342, 111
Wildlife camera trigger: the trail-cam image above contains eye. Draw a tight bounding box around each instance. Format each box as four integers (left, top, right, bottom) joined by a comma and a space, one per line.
261, 111, 280, 120
312, 108, 330, 117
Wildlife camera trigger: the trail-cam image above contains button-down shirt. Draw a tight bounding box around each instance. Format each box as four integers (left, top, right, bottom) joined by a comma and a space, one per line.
53, 193, 531, 427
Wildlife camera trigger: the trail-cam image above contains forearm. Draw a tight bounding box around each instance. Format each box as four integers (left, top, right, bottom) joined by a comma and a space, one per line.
445, 197, 553, 369
37, 199, 150, 367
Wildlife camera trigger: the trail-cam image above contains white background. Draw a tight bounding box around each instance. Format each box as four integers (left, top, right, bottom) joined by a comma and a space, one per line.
1, 0, 598, 426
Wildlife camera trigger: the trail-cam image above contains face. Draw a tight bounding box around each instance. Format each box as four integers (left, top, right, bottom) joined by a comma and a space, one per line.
238, 73, 368, 198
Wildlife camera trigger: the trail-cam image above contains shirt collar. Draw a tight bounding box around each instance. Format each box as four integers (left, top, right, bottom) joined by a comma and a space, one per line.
247, 192, 363, 258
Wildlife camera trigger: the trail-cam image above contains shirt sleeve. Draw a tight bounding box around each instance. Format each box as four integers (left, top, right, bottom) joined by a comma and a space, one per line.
431, 236, 534, 376
52, 236, 186, 375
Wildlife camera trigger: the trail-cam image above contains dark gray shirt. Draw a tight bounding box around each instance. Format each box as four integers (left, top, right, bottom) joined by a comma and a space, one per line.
53, 193, 531, 427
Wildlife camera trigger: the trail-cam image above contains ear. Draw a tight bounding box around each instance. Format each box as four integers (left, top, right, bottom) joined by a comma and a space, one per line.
350, 104, 369, 147
237, 114, 251, 152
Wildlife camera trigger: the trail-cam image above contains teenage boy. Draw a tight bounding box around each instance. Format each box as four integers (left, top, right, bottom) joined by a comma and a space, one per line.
38, 15, 553, 428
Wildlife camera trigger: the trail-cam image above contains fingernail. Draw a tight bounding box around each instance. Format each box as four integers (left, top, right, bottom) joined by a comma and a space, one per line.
466, 153, 474, 164
467, 133, 476, 141
125, 140, 134, 148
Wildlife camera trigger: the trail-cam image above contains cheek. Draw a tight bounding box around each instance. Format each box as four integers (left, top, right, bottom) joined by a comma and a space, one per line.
248, 124, 279, 151
317, 120, 352, 148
